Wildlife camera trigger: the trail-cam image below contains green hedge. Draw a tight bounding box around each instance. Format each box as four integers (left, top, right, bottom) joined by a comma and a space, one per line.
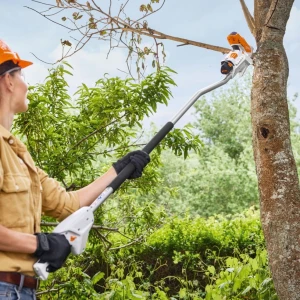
38, 207, 277, 299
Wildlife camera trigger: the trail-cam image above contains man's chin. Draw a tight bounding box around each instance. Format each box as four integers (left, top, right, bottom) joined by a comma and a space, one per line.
17, 103, 29, 114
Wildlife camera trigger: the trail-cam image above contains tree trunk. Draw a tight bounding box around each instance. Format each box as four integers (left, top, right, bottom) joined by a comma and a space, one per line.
251, 0, 300, 298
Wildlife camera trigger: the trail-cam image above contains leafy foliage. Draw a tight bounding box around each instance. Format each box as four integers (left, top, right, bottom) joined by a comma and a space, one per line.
13, 63, 201, 192
142, 147, 258, 217
141, 76, 300, 217
37, 208, 276, 299
205, 249, 277, 300
29, 0, 169, 77
134, 75, 259, 217
13, 67, 300, 299
194, 75, 252, 160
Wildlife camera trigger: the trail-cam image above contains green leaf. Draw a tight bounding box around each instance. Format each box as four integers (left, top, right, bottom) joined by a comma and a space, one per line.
91, 271, 105, 284
208, 265, 216, 275
179, 288, 186, 299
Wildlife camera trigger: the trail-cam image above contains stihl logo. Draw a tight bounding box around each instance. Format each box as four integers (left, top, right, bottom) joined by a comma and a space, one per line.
230, 53, 238, 59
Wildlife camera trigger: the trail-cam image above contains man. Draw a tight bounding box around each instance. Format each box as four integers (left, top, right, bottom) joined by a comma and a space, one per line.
0, 39, 150, 299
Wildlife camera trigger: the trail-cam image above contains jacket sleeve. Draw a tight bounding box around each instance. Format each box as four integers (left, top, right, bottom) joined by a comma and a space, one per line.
37, 167, 80, 221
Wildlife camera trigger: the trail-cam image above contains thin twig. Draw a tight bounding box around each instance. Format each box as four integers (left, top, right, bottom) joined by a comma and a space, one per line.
25, 6, 74, 30
66, 113, 127, 154
30, 0, 56, 7
109, 237, 144, 251
41, 221, 119, 231
28, 0, 231, 74
36, 288, 60, 296
134, 0, 166, 25
94, 228, 113, 249
30, 52, 55, 65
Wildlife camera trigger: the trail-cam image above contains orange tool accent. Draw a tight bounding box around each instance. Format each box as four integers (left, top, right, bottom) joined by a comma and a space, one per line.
227, 32, 252, 54
70, 236, 77, 242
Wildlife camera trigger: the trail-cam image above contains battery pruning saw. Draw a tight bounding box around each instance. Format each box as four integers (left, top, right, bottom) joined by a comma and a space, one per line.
34, 32, 253, 280
220, 32, 253, 77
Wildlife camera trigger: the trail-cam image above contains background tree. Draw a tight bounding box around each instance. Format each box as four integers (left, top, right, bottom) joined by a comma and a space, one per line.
28, 0, 299, 298
138, 77, 260, 217
142, 77, 299, 219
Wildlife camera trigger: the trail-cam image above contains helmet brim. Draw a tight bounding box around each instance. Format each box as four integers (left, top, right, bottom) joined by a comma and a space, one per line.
18, 59, 33, 69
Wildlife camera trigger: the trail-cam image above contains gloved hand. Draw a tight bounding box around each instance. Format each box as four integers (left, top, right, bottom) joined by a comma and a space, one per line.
34, 233, 71, 273
112, 150, 150, 179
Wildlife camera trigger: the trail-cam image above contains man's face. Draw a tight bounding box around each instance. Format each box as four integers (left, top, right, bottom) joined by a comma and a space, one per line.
0, 69, 29, 114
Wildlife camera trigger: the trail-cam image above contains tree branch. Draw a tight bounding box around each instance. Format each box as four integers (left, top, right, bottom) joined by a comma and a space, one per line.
36, 288, 60, 296
109, 236, 144, 251
30, 0, 56, 7
66, 113, 127, 155
28, 0, 231, 75
41, 221, 119, 231
25, 6, 74, 31
134, 0, 166, 24
94, 229, 113, 249
239, 0, 256, 38
122, 27, 230, 54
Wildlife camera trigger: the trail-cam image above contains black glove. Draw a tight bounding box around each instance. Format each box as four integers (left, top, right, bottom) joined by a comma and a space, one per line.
112, 150, 150, 179
34, 233, 71, 273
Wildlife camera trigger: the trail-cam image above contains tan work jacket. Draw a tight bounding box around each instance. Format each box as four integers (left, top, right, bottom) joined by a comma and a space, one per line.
0, 125, 80, 276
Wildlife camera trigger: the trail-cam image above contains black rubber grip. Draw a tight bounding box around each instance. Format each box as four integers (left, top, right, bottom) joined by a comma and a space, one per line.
109, 163, 136, 191
109, 121, 174, 192
143, 122, 174, 154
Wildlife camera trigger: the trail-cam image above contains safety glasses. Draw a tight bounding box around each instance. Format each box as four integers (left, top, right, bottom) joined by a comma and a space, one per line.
0, 67, 25, 80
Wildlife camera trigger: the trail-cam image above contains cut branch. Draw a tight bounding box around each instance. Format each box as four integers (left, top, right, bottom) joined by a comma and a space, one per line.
28, 0, 231, 75
122, 27, 230, 54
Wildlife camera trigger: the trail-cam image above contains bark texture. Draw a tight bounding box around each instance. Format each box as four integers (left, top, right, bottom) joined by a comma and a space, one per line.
252, 0, 300, 298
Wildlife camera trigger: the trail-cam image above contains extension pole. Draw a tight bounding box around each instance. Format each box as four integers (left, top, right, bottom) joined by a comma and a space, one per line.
89, 74, 232, 212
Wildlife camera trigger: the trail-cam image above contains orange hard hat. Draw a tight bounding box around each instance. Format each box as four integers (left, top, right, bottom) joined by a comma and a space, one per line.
0, 39, 33, 71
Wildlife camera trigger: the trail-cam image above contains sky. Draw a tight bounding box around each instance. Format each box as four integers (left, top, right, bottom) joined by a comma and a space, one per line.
1, 0, 299, 128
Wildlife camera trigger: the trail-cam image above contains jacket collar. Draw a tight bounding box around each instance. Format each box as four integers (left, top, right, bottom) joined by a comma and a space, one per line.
0, 124, 37, 173
0, 124, 13, 140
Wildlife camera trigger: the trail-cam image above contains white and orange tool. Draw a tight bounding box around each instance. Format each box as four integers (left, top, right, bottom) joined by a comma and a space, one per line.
221, 32, 253, 77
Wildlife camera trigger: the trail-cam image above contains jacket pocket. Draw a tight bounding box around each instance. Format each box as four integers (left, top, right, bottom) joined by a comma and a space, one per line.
2, 173, 30, 193
0, 174, 31, 228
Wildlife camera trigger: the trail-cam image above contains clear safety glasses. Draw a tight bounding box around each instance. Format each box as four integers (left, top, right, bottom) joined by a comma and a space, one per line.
0, 67, 25, 80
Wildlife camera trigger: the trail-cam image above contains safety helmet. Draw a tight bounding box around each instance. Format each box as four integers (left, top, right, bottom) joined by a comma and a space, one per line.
0, 40, 33, 76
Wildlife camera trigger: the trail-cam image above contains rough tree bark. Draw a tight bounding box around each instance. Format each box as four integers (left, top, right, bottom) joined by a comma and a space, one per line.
251, 0, 300, 298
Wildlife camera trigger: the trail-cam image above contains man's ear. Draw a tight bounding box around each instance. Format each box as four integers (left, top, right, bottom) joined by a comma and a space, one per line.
2, 73, 14, 93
